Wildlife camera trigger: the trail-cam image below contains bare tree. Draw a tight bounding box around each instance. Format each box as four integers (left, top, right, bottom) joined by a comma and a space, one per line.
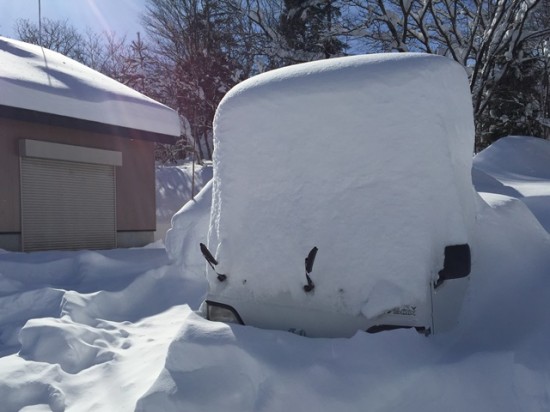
16, 18, 86, 60
14, 18, 135, 76
143, 0, 255, 160
14, 17, 189, 162
220, 0, 349, 67
346, 0, 550, 148
14, 1, 550, 155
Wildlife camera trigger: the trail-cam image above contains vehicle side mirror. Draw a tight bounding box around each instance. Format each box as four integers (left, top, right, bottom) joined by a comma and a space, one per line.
435, 244, 471, 288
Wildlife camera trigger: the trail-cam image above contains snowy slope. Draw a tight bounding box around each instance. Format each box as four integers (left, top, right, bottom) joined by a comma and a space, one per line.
0, 136, 550, 411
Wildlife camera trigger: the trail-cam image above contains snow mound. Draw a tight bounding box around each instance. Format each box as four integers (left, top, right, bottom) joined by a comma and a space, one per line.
474, 136, 550, 181
139, 152, 550, 409
473, 136, 550, 232
208, 53, 477, 319
0, 379, 66, 412
19, 317, 121, 374
471, 168, 522, 198
0, 248, 205, 356
0, 244, 207, 411
466, 193, 550, 348
139, 196, 550, 412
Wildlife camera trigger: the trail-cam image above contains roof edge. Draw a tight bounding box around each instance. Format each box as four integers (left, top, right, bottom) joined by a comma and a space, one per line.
0, 104, 178, 144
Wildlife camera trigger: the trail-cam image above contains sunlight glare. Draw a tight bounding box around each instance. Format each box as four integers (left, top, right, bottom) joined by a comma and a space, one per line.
85, 0, 112, 35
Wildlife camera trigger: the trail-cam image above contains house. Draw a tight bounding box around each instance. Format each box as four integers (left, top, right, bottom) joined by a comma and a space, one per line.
0, 37, 181, 252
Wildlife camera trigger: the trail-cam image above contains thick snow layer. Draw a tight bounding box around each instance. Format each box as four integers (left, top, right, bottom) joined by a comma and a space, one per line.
155, 163, 213, 241
208, 53, 477, 319
165, 180, 213, 270
473, 136, 550, 231
1, 136, 550, 410
0, 247, 207, 411
0, 37, 180, 137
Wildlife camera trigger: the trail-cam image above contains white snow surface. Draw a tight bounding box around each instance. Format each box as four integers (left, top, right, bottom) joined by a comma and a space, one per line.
155, 163, 213, 242
473, 136, 550, 232
1, 136, 550, 411
0, 37, 180, 137
208, 53, 477, 318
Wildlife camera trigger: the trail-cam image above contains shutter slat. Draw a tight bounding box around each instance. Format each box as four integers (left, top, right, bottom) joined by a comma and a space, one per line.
21, 157, 117, 251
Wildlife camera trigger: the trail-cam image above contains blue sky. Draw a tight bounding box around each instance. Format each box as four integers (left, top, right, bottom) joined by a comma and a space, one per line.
0, 0, 147, 39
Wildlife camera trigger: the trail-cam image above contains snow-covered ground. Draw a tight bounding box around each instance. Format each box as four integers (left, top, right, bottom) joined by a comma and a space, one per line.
1, 136, 550, 411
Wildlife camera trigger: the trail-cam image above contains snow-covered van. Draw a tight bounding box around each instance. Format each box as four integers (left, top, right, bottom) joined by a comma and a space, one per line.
200, 53, 477, 337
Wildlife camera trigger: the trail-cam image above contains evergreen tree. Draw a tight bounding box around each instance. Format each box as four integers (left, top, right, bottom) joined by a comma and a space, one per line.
279, 0, 346, 63
482, 55, 545, 143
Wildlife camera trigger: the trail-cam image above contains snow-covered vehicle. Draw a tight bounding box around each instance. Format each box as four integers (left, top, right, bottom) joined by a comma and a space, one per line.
200, 53, 477, 337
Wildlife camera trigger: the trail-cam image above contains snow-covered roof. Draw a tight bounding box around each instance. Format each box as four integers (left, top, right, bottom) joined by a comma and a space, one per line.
0, 36, 180, 139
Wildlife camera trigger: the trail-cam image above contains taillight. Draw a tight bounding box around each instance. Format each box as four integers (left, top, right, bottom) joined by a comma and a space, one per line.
206, 301, 244, 325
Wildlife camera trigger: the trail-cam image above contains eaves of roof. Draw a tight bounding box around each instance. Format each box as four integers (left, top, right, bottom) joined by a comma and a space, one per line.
0, 104, 178, 144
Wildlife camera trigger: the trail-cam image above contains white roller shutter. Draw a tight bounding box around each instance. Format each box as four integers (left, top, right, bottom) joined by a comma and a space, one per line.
21, 157, 117, 251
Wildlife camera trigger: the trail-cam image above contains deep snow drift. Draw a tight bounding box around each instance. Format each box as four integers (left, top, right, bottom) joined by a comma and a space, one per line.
473, 135, 550, 232
1, 136, 550, 411
207, 53, 477, 325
